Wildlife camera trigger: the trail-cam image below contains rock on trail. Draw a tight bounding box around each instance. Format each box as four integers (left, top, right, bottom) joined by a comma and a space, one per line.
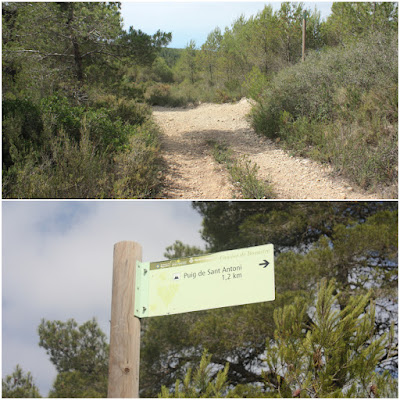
152, 99, 378, 199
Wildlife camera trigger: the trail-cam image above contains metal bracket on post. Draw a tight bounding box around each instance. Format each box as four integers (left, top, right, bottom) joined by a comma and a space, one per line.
135, 261, 150, 318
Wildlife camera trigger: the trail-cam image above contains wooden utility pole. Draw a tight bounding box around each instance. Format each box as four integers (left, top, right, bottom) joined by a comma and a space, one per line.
302, 11, 306, 62
108, 241, 142, 398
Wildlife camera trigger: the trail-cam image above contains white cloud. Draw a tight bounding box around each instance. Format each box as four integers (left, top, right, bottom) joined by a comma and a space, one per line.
2, 200, 205, 395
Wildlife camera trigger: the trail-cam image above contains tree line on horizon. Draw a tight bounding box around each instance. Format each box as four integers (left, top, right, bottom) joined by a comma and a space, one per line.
3, 202, 398, 397
148, 2, 397, 103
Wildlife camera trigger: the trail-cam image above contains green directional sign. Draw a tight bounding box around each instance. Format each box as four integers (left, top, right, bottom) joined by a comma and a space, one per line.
134, 244, 274, 318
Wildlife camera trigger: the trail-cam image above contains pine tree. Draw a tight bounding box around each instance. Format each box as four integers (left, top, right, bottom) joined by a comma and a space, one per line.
2, 365, 41, 398
199, 28, 222, 86
159, 351, 229, 398
2, 2, 171, 96
164, 240, 205, 259
2, 2, 123, 88
159, 280, 398, 397
322, 2, 398, 46
263, 279, 397, 397
174, 40, 199, 84
38, 318, 109, 397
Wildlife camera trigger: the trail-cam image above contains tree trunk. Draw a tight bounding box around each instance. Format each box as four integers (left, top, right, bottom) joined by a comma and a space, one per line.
66, 3, 84, 83
72, 40, 84, 82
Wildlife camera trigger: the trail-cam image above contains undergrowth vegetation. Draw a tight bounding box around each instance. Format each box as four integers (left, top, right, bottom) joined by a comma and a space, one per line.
250, 32, 398, 192
208, 140, 275, 199
3, 94, 163, 198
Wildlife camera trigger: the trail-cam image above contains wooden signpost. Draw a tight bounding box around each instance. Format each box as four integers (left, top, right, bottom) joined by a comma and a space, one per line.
108, 241, 275, 398
108, 241, 142, 398
302, 10, 307, 62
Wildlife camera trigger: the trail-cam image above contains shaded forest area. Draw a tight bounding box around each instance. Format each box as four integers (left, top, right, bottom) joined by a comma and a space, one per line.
2, 202, 398, 397
2, 2, 171, 198
3, 2, 398, 198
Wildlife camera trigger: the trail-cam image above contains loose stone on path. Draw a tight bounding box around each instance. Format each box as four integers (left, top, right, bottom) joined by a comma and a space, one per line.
153, 100, 379, 200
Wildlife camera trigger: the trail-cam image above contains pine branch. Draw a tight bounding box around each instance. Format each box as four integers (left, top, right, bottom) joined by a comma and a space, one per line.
211, 356, 262, 384
4, 49, 74, 58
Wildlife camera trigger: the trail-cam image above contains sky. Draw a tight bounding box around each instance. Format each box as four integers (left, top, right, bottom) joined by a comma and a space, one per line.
2, 200, 205, 396
120, 1, 334, 48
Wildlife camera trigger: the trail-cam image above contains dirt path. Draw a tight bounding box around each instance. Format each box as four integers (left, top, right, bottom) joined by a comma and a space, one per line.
153, 99, 379, 199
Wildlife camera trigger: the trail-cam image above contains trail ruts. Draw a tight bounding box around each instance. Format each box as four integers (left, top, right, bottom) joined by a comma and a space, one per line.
153, 99, 378, 200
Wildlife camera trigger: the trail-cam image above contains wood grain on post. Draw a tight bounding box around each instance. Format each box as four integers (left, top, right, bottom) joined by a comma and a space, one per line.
302, 14, 306, 62
108, 241, 142, 398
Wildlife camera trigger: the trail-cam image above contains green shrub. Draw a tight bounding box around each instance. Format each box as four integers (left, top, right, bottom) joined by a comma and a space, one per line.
2, 99, 44, 169
151, 57, 174, 83
159, 350, 229, 398
3, 94, 164, 198
251, 31, 398, 190
3, 118, 164, 199
242, 66, 269, 100
144, 79, 244, 107
323, 121, 398, 189
145, 83, 171, 105
209, 79, 243, 104
223, 79, 243, 99
90, 93, 151, 126
113, 120, 162, 198
229, 155, 274, 199
252, 32, 397, 132
40, 95, 84, 142
40, 94, 151, 153
171, 80, 217, 105
83, 109, 132, 152
3, 125, 111, 199
214, 89, 231, 104
144, 83, 186, 107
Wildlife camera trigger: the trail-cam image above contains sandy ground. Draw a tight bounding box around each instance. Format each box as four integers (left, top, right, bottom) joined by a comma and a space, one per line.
153, 99, 381, 199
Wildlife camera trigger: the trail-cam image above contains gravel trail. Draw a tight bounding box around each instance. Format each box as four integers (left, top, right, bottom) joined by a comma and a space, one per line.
153, 99, 379, 199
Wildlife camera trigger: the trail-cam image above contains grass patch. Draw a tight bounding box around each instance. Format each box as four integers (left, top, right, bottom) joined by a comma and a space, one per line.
208, 140, 275, 199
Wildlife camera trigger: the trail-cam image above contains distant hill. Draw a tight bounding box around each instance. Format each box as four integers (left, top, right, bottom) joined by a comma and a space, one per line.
159, 47, 185, 68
